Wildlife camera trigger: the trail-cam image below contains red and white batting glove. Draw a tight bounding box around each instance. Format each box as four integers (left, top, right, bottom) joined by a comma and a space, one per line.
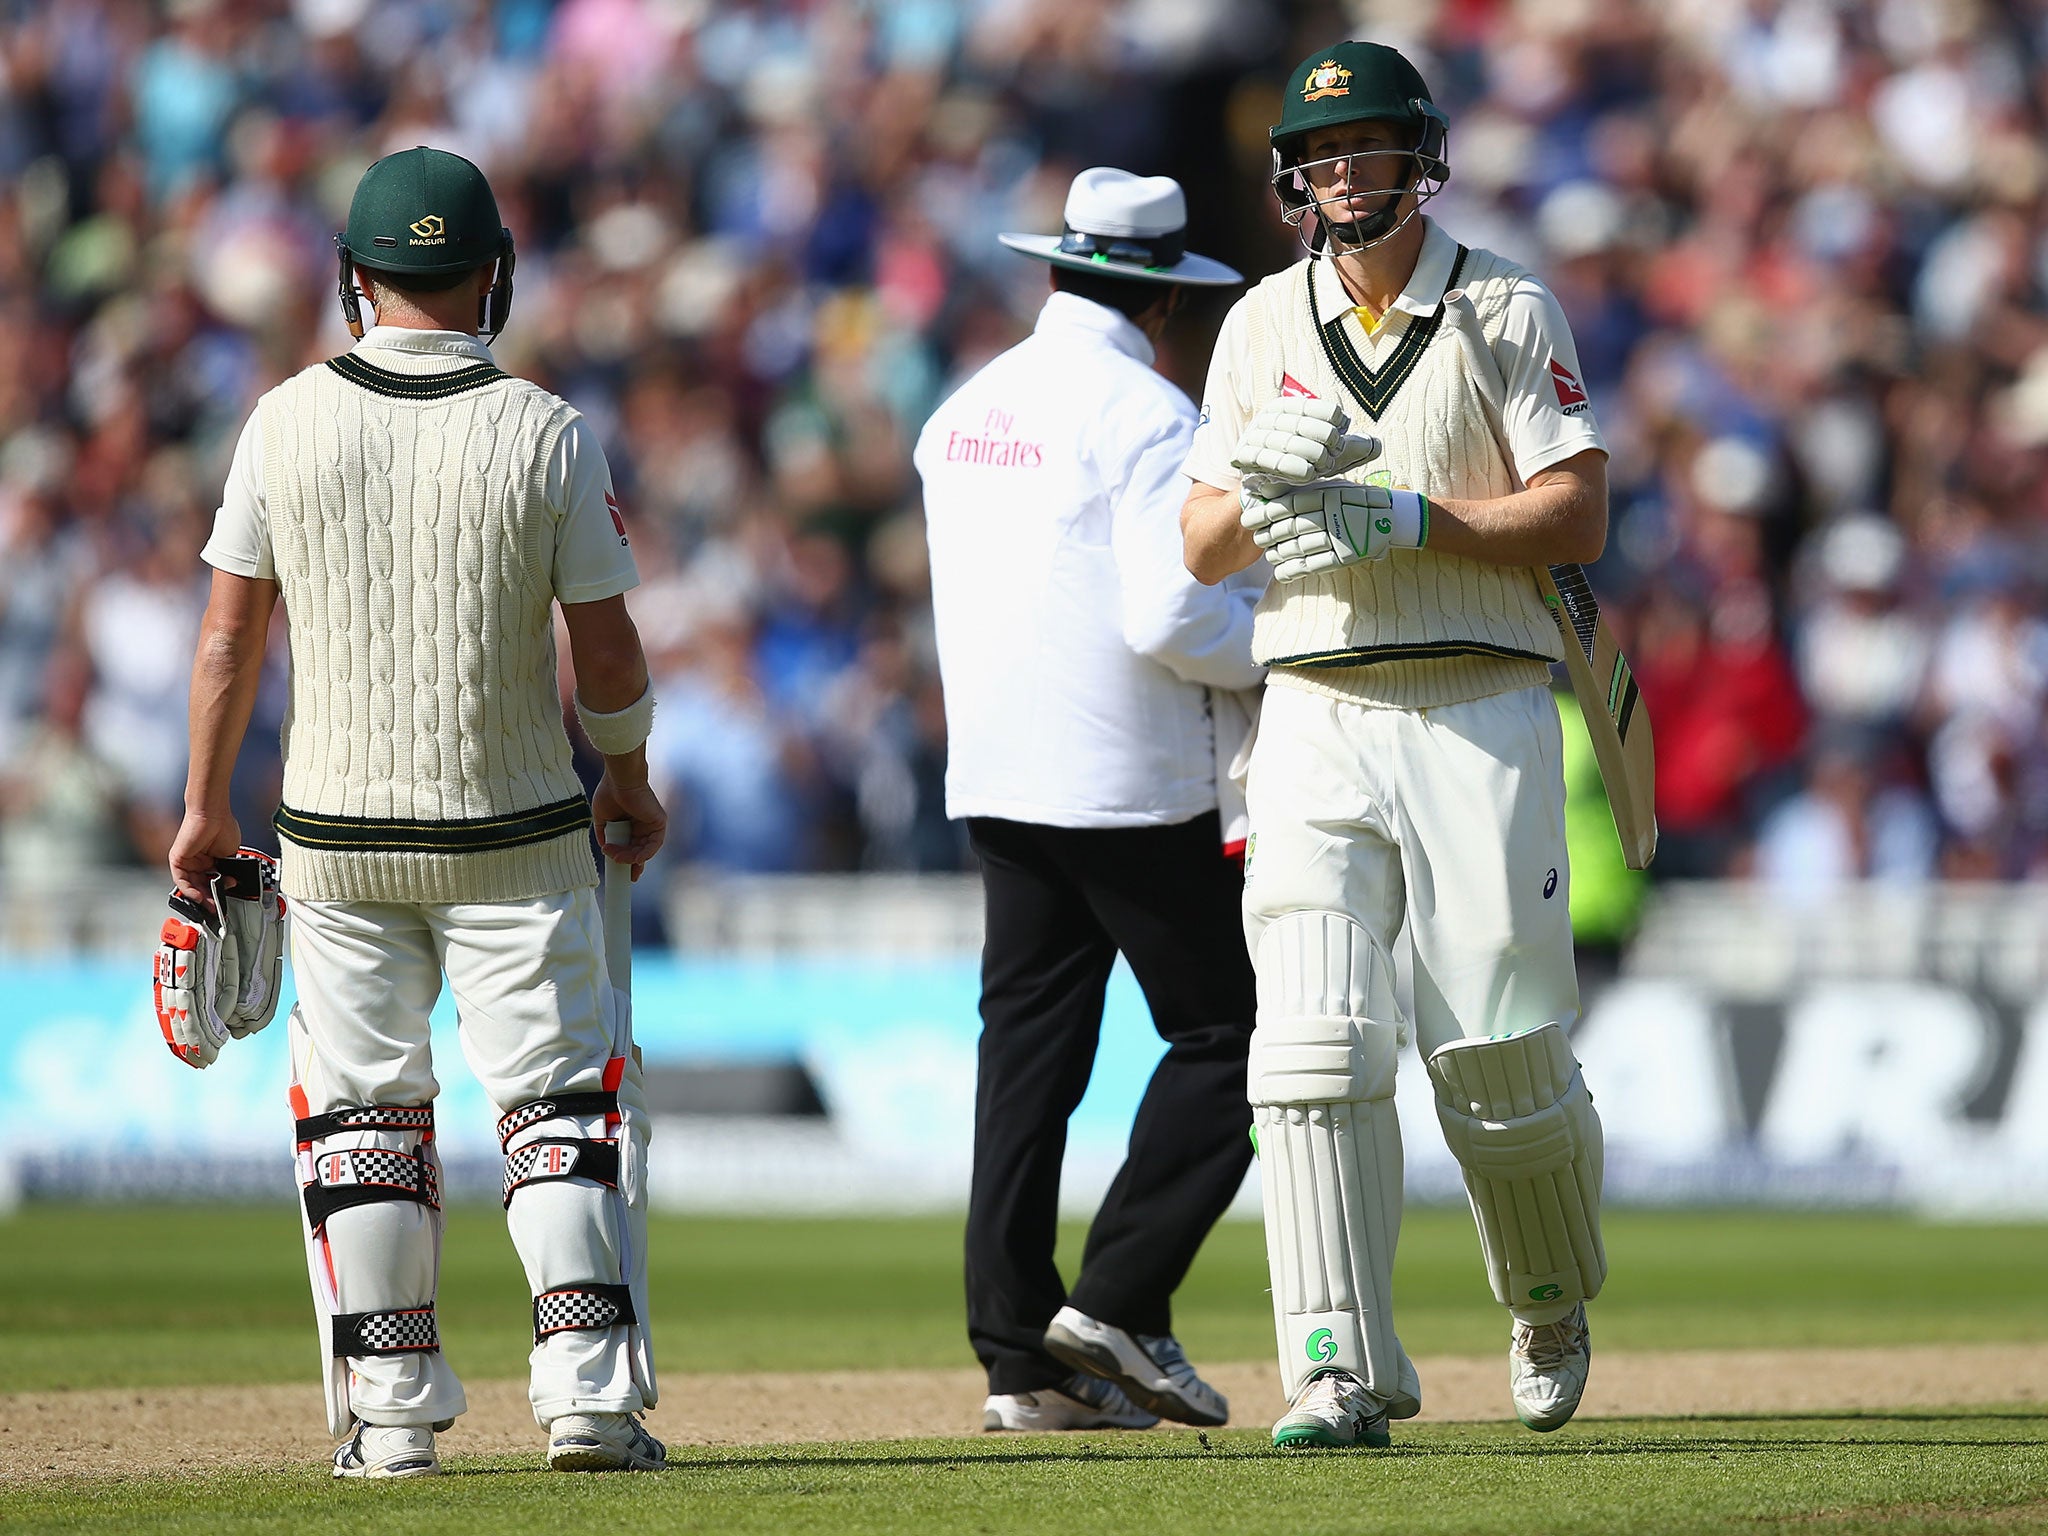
152, 850, 287, 1068
154, 879, 240, 1070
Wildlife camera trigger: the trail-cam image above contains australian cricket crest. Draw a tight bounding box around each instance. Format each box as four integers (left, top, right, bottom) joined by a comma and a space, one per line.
1303, 60, 1352, 102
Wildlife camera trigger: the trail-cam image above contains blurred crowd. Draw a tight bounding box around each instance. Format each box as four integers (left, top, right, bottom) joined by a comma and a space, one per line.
3, 0, 2047, 930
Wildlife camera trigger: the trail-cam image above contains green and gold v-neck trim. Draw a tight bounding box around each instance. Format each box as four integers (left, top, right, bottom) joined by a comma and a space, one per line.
324, 354, 509, 399
1309, 244, 1469, 422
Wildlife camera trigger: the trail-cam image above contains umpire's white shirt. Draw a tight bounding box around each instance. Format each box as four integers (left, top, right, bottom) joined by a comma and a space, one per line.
916, 291, 1265, 829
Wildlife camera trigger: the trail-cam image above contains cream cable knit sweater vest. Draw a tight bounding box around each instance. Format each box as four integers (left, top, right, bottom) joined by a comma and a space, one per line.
1243, 248, 1565, 710
260, 351, 595, 903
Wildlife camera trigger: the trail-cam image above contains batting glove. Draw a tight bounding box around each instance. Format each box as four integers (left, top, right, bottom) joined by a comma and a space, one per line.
1230, 398, 1383, 485
152, 852, 287, 1070
1242, 481, 1430, 582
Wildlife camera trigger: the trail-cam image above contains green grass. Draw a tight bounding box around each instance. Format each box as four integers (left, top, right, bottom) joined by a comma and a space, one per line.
6, 1208, 2048, 1532
5, 1415, 2048, 1535
3, 1208, 2046, 1394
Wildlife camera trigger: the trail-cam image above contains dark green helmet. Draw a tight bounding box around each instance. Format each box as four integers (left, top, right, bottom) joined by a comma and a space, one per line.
1268, 41, 1449, 252
334, 146, 516, 339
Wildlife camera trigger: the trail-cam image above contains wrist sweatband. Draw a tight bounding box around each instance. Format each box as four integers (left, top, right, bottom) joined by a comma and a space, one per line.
575, 682, 655, 755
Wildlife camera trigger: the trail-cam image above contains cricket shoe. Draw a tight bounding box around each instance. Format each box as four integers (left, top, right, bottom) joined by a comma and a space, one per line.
1510, 1303, 1591, 1432
1272, 1369, 1391, 1450
982, 1372, 1159, 1432
546, 1412, 669, 1471
1043, 1305, 1228, 1426
332, 1422, 440, 1479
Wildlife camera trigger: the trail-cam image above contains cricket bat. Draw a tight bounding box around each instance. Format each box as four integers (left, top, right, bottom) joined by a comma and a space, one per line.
603, 819, 632, 1003
1537, 564, 1657, 868
1438, 288, 1658, 869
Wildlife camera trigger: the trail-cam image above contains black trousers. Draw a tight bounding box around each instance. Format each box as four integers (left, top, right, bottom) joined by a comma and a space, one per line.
964, 812, 1256, 1394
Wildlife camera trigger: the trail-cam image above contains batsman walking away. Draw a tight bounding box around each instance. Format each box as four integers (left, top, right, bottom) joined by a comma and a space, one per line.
1181, 38, 1625, 1450
158, 146, 669, 1478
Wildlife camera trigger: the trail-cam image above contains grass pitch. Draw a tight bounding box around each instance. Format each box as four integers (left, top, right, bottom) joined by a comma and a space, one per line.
5, 1207, 2048, 1533
5, 1416, 2048, 1535
2, 1206, 2045, 1392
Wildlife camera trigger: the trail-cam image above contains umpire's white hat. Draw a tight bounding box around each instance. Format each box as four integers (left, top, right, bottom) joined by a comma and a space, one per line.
998, 167, 1242, 287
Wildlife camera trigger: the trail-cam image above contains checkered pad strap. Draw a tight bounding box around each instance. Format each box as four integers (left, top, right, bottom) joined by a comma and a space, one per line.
501, 1138, 622, 1208
296, 1103, 435, 1148
496, 1090, 617, 1152
332, 1305, 440, 1358
533, 1282, 636, 1343
302, 1146, 441, 1232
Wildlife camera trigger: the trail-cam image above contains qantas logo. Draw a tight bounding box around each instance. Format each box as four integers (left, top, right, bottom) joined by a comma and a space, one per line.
604, 490, 629, 545
1549, 359, 1590, 415
1280, 373, 1318, 399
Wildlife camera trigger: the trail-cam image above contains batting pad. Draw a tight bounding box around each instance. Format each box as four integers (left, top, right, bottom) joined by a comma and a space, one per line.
1250, 912, 1414, 1406
295, 1095, 461, 1437
1428, 1022, 1606, 1323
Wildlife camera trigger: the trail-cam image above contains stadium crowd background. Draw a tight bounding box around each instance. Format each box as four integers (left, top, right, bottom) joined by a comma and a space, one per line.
3, 0, 2046, 942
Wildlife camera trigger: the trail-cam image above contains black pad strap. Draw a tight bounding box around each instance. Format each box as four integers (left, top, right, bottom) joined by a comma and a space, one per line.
501, 1138, 622, 1208
297, 1103, 435, 1147
302, 1147, 441, 1231
332, 1305, 439, 1357
533, 1283, 636, 1342
496, 1091, 618, 1152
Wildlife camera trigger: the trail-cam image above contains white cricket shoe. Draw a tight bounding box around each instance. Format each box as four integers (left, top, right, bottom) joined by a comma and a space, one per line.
1272, 1369, 1390, 1450
982, 1372, 1159, 1432
332, 1422, 440, 1479
1510, 1303, 1591, 1432
1042, 1306, 1229, 1426
546, 1412, 669, 1471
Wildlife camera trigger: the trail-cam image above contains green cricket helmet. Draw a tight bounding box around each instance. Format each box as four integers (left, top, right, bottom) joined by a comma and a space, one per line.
334, 146, 516, 340
1269, 40, 1449, 252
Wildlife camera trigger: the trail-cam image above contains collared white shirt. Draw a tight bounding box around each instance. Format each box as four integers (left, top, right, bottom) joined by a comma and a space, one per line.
203, 327, 638, 605
916, 291, 1266, 829
1184, 216, 1605, 492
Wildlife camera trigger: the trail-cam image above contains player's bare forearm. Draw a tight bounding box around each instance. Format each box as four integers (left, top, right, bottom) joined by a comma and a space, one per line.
1421, 451, 1608, 568
562, 594, 666, 872
1182, 480, 1262, 584
184, 571, 277, 817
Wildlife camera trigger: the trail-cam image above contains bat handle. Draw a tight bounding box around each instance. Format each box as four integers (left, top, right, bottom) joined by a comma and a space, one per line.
603, 819, 631, 994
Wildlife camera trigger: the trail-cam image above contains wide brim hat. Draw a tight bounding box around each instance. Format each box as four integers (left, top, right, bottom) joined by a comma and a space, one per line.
998, 167, 1242, 287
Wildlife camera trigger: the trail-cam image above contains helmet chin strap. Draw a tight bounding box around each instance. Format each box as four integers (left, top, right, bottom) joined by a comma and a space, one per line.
1319, 188, 1420, 254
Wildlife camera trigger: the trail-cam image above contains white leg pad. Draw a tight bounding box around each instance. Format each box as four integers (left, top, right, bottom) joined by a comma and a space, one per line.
296, 1111, 464, 1437
504, 1098, 653, 1424
1428, 1023, 1606, 1319
1250, 912, 1414, 1405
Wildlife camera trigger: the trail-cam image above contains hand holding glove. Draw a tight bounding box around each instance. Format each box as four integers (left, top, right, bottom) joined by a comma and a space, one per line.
1230, 397, 1382, 486
153, 850, 286, 1069
1240, 481, 1431, 582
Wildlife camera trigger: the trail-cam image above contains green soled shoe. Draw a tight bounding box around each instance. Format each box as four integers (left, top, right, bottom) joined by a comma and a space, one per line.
1271, 1369, 1391, 1449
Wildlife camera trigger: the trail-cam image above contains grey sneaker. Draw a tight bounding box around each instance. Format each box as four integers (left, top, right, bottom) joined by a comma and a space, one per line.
332, 1422, 440, 1478
1510, 1303, 1591, 1431
982, 1371, 1160, 1431
1272, 1369, 1391, 1450
1043, 1305, 1228, 1426
546, 1412, 668, 1471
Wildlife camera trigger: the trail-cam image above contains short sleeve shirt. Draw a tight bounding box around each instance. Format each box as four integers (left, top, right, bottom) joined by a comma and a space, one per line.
202, 328, 638, 604
1184, 218, 1606, 493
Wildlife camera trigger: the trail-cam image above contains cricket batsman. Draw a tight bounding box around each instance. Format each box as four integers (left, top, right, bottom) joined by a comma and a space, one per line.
159, 146, 668, 1476
1180, 40, 1612, 1447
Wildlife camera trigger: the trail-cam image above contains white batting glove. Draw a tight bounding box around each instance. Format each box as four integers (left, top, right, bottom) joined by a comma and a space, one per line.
1242, 482, 1431, 582
1230, 398, 1383, 485
154, 880, 241, 1070
216, 850, 286, 1038
152, 851, 287, 1069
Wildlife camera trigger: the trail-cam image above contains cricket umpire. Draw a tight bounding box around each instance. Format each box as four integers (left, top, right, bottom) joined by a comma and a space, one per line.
1181, 41, 1612, 1449
164, 147, 668, 1477
915, 167, 1260, 1432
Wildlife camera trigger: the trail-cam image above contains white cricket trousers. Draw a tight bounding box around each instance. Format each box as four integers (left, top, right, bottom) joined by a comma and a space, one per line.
1243, 681, 1579, 1054
287, 887, 648, 1430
